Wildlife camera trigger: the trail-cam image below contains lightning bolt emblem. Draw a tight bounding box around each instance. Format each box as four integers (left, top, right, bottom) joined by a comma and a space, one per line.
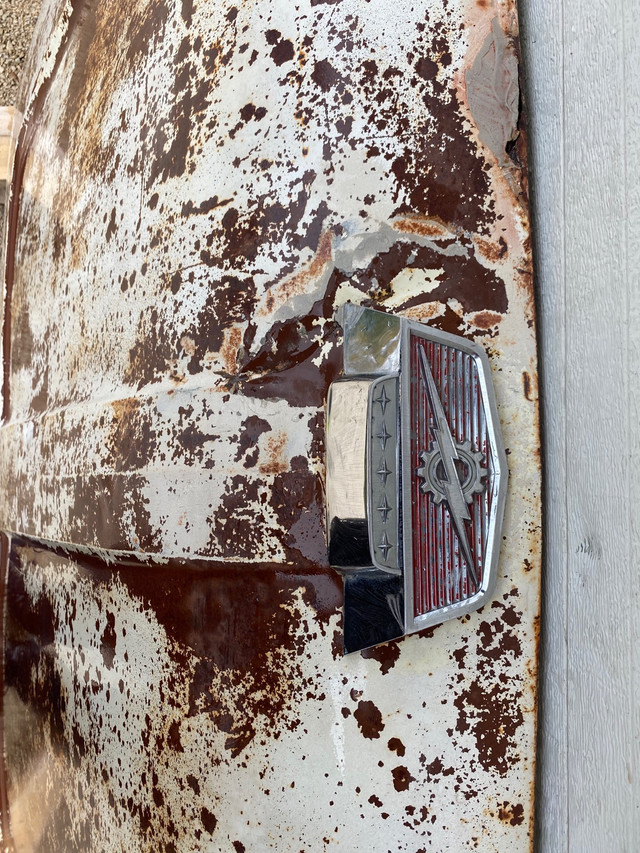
418, 346, 479, 589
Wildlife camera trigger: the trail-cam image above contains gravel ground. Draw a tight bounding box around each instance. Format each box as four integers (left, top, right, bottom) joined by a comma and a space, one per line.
0, 0, 44, 105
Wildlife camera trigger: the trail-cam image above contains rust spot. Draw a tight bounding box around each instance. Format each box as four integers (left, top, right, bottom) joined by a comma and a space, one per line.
391, 214, 455, 241
270, 457, 327, 564
219, 326, 243, 374
475, 235, 507, 263
234, 416, 271, 467
387, 737, 405, 757
497, 801, 525, 826
353, 700, 384, 740
263, 229, 332, 315
258, 431, 288, 475
423, 755, 455, 778
104, 397, 157, 473
179, 336, 197, 357
478, 618, 522, 659
453, 677, 524, 776
402, 303, 447, 324
99, 611, 117, 670
71, 234, 88, 270
470, 310, 503, 330
360, 640, 401, 675
391, 765, 415, 792
522, 370, 535, 401
452, 646, 467, 670
200, 807, 217, 834
239, 308, 342, 409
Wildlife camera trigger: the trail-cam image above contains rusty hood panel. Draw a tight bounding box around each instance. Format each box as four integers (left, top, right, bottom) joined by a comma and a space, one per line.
0, 0, 540, 850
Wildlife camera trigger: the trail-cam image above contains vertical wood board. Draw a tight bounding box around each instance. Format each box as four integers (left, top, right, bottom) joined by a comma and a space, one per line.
523, 0, 640, 849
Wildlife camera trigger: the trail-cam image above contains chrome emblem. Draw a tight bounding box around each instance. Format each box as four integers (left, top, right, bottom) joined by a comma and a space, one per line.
326, 306, 508, 653
415, 345, 486, 588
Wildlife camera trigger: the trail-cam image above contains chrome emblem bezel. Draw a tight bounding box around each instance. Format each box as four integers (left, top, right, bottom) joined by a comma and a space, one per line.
326, 305, 508, 652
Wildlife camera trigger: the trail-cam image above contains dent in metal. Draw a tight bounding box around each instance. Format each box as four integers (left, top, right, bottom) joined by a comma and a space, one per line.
466, 16, 521, 165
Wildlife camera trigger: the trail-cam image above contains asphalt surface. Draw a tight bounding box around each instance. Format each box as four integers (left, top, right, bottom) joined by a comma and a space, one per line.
0, 0, 43, 106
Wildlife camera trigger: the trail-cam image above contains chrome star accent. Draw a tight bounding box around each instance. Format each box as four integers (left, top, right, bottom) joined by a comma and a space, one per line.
378, 532, 393, 559
377, 458, 391, 485
376, 422, 391, 450
373, 386, 390, 414
377, 494, 392, 523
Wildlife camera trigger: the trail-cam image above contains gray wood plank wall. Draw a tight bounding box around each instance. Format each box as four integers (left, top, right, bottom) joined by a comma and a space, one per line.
520, 1, 640, 850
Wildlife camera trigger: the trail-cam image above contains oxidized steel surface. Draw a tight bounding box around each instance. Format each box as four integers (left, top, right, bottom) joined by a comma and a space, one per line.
0, 0, 540, 850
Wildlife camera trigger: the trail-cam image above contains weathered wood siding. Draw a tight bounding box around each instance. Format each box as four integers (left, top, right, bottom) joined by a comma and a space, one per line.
521, 1, 640, 850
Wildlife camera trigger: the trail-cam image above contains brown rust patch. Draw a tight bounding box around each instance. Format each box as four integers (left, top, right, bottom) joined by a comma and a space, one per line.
391, 765, 415, 792
453, 678, 524, 776
179, 336, 197, 357
391, 215, 456, 241
475, 235, 508, 263
7, 539, 342, 790
498, 801, 525, 826
208, 455, 327, 565
258, 432, 288, 476
239, 310, 343, 409
470, 310, 503, 330
360, 640, 401, 675
422, 755, 455, 780
234, 415, 271, 468
263, 230, 333, 315
104, 397, 157, 473
387, 737, 405, 757
70, 234, 88, 270
219, 325, 243, 374
522, 370, 536, 401
353, 700, 385, 740
270, 457, 328, 565
68, 472, 160, 552
446, 591, 528, 777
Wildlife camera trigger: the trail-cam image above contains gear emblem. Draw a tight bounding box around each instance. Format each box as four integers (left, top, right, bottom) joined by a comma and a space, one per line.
417, 439, 487, 504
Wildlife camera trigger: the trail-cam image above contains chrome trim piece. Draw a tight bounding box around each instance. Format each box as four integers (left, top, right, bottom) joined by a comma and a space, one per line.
367, 376, 401, 575
399, 321, 508, 634
327, 307, 508, 651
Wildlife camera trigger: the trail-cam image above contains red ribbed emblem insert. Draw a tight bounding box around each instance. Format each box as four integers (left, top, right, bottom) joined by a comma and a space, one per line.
409, 335, 492, 618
